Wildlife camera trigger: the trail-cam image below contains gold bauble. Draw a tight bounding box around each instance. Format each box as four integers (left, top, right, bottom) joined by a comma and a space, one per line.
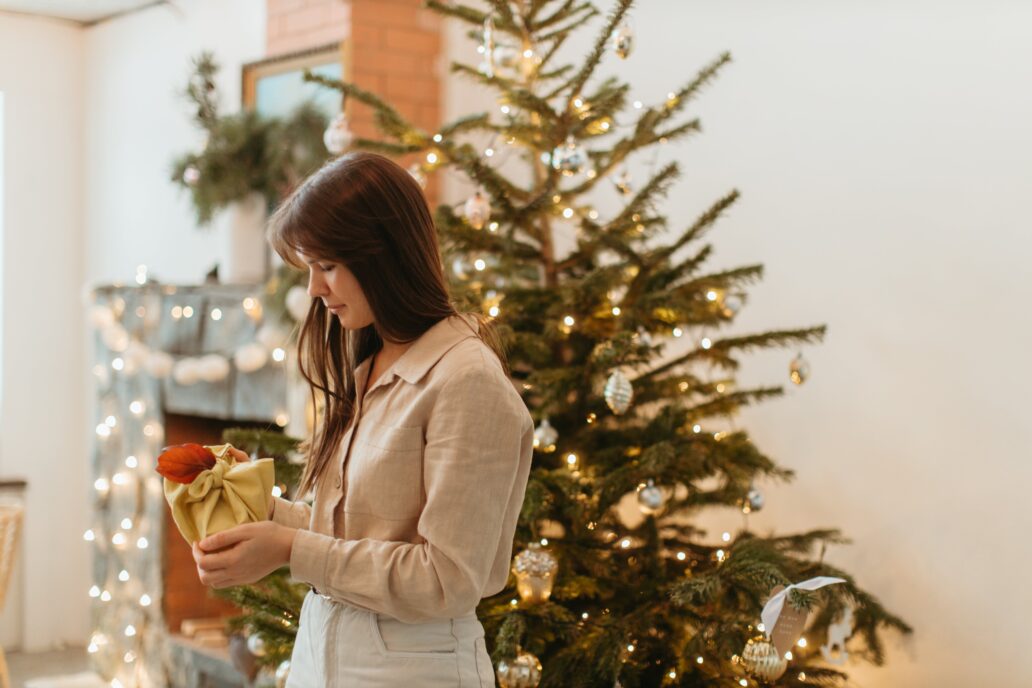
512, 542, 558, 603
741, 636, 787, 682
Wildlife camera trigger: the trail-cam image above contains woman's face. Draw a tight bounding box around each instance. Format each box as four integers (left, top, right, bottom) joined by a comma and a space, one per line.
299, 251, 375, 330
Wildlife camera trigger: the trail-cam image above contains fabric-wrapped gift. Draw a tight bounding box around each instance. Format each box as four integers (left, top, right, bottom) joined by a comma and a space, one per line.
159, 442, 275, 544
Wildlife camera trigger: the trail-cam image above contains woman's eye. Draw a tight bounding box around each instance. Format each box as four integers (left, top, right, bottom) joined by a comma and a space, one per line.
318, 264, 335, 272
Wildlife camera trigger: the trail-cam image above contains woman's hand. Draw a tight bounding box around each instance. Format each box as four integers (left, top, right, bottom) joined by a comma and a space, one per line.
192, 521, 296, 589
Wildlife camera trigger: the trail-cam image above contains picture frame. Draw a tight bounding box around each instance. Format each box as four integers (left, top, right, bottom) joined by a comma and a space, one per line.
241, 42, 349, 119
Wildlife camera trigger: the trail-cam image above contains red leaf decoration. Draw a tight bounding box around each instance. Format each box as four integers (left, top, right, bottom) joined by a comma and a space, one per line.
157, 443, 217, 484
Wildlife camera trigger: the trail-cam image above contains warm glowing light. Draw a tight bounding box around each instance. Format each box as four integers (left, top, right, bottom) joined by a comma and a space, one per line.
672, 327, 683, 337
112, 472, 129, 486
797, 638, 808, 648
275, 413, 289, 427
633, 100, 643, 109
426, 152, 438, 164
125, 455, 138, 468
701, 337, 712, 349
105, 415, 117, 427
100, 590, 112, 602
272, 347, 286, 362
563, 315, 575, 327
89, 585, 100, 598
129, 400, 145, 416
562, 207, 574, 219
612, 307, 621, 316
171, 305, 183, 319
111, 357, 124, 371
677, 551, 686, 561
118, 569, 130, 582
137, 537, 149, 549
183, 306, 194, 318
620, 538, 631, 549
125, 625, 136, 637
139, 594, 152, 607
272, 485, 282, 498
722, 532, 731, 542
696, 656, 704, 664
94, 478, 109, 493
95, 424, 111, 438
121, 518, 132, 530
210, 308, 222, 321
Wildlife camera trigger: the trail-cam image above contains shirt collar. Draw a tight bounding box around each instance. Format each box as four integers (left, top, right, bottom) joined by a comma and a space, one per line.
356, 313, 481, 388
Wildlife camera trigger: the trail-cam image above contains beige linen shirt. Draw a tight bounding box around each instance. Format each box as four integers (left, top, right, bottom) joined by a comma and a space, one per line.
269, 313, 534, 624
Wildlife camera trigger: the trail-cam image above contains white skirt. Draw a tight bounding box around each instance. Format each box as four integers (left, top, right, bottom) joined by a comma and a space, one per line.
286, 588, 497, 687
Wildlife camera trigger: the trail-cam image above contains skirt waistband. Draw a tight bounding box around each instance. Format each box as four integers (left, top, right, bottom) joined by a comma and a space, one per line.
307, 585, 479, 624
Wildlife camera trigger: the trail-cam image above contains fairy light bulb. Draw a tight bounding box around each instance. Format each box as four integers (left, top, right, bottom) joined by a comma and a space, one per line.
563, 315, 575, 327
139, 594, 152, 607
474, 259, 487, 271
111, 357, 124, 371
125, 455, 138, 468
105, 415, 117, 427
797, 638, 808, 648
433, 134, 443, 142
111, 532, 126, 547
707, 290, 718, 301
785, 650, 793, 660
272, 347, 286, 362
84, 529, 96, 541
672, 327, 683, 338
112, 472, 129, 486
701, 337, 712, 349
129, 400, 145, 416
696, 656, 704, 664
210, 308, 222, 321
540, 538, 549, 546
183, 306, 194, 318
89, 585, 100, 598
95, 424, 111, 438
633, 100, 643, 109
118, 569, 130, 582
676, 551, 686, 561
137, 537, 148, 549
562, 207, 574, 219
272, 485, 282, 498
620, 538, 631, 549
722, 531, 731, 542
693, 424, 702, 433
94, 478, 109, 494
100, 590, 111, 602
125, 625, 136, 637
124, 651, 135, 663
121, 518, 132, 530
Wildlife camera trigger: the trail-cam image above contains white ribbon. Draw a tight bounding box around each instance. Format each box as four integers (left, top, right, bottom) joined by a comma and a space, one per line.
761, 576, 846, 637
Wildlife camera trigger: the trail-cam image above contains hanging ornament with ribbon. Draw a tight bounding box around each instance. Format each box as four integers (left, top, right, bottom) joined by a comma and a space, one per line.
761, 576, 846, 656
820, 607, 854, 665
532, 418, 558, 453
496, 650, 543, 688
551, 135, 587, 176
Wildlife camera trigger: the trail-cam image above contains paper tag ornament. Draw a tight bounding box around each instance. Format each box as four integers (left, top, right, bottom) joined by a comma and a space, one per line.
761, 576, 846, 656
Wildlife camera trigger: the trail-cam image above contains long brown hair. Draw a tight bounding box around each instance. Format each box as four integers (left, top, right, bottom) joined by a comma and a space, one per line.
268, 151, 507, 499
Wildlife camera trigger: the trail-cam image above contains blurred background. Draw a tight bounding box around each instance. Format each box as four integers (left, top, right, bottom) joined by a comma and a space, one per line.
0, 0, 1028, 686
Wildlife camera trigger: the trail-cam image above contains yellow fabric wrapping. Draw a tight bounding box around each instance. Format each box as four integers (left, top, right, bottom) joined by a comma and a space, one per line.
163, 443, 275, 545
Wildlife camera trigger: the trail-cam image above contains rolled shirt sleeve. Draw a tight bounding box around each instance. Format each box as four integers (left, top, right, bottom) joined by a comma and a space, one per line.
289, 363, 531, 623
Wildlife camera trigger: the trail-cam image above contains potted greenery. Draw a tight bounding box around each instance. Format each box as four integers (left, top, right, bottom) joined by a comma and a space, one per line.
171, 53, 329, 283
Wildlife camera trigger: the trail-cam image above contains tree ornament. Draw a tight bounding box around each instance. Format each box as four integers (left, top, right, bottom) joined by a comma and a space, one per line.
820, 607, 854, 665
636, 479, 665, 515
789, 352, 810, 385
723, 293, 743, 317
512, 542, 558, 603
234, 343, 269, 374
741, 635, 787, 681
407, 163, 427, 189
604, 369, 634, 415
551, 135, 587, 176
245, 631, 267, 657
612, 21, 634, 59
742, 485, 764, 514
182, 165, 201, 186
480, 17, 496, 78
614, 169, 633, 196
323, 112, 353, 155
285, 285, 311, 321
532, 418, 558, 453
275, 659, 291, 688
493, 43, 520, 69
451, 256, 473, 281
496, 650, 543, 688
464, 190, 491, 230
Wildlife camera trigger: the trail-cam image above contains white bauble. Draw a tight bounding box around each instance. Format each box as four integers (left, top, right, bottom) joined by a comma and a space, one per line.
88, 304, 116, 329
285, 286, 311, 321
256, 324, 288, 350
234, 343, 269, 373
197, 354, 230, 383
101, 324, 130, 352
464, 190, 491, 230
173, 358, 202, 386
145, 350, 174, 379
323, 112, 353, 155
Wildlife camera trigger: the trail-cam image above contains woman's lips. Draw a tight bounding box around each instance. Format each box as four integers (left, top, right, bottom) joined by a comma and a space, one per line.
327, 304, 345, 312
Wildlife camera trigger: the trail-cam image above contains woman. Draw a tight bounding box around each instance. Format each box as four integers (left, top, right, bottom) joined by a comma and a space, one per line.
191, 152, 535, 687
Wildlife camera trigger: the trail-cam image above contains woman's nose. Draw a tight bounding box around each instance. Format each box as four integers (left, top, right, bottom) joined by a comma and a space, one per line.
307, 271, 326, 298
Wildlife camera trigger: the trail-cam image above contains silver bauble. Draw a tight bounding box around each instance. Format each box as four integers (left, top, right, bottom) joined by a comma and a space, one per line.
532, 418, 558, 453
551, 135, 587, 176
323, 112, 353, 155
723, 294, 743, 316
275, 659, 291, 688
789, 352, 810, 385
452, 256, 473, 281
464, 190, 491, 230
496, 650, 543, 688
245, 632, 266, 657
741, 636, 787, 681
604, 369, 634, 415
636, 479, 665, 515
612, 21, 634, 59
742, 486, 764, 514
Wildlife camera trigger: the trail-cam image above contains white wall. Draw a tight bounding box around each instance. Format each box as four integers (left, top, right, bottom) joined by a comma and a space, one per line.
445, 2, 1032, 686
0, 11, 87, 650
0, 0, 266, 653
83, 0, 267, 286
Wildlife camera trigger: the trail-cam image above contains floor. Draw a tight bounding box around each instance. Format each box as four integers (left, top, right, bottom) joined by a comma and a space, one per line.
6, 646, 93, 686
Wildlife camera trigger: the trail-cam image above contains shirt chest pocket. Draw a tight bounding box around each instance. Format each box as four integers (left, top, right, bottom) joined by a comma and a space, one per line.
345, 421, 425, 521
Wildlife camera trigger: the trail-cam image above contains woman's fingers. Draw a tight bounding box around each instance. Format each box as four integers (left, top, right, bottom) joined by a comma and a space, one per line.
227, 446, 250, 462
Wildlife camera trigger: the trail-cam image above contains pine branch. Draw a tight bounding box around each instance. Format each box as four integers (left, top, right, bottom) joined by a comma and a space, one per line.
555, 0, 634, 102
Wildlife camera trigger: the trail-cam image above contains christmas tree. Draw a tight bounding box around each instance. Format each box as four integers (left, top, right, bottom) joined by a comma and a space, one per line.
226, 1, 911, 686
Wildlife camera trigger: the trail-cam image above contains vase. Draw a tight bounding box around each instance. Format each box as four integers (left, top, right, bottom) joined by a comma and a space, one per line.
216, 191, 269, 284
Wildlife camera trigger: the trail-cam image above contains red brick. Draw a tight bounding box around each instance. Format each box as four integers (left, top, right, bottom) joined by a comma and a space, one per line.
385, 74, 437, 102
283, 3, 330, 34
353, 2, 419, 28
384, 27, 439, 54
